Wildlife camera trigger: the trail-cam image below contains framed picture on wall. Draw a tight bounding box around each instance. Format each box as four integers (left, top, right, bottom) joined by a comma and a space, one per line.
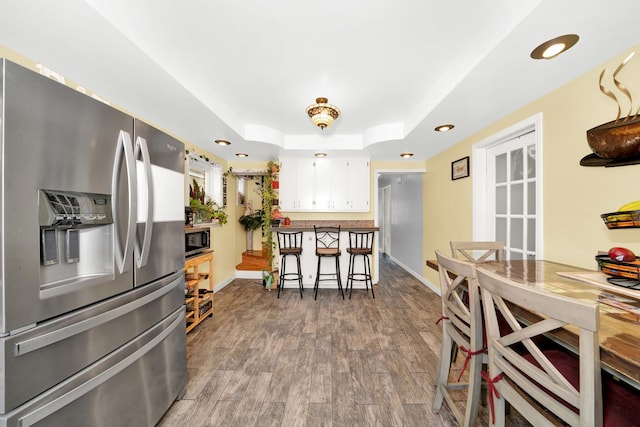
451, 156, 470, 180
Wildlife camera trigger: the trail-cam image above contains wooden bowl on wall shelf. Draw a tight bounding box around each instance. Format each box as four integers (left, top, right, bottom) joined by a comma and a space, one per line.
587, 116, 640, 159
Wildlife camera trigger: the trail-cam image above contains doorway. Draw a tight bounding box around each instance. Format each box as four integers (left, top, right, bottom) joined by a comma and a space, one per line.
472, 113, 543, 259
375, 170, 425, 280
381, 185, 391, 254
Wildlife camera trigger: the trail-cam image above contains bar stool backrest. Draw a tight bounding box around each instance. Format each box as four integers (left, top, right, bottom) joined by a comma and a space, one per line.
450, 241, 504, 262
477, 268, 601, 426
277, 231, 303, 252
314, 226, 341, 250
348, 231, 374, 253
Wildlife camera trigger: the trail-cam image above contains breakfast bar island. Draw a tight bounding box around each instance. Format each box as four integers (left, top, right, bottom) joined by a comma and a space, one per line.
270, 220, 379, 290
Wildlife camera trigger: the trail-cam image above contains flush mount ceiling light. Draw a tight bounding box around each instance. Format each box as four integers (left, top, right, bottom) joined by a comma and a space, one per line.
400, 152, 414, 158
235, 153, 248, 158
434, 124, 455, 132
306, 97, 340, 129
214, 139, 231, 146
314, 153, 327, 157
531, 34, 579, 60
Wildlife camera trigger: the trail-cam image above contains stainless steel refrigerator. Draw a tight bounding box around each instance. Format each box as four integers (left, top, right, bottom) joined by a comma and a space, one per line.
0, 59, 188, 425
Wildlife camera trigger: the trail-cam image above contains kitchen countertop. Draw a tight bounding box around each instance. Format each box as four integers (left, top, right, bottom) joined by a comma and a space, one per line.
269, 219, 378, 232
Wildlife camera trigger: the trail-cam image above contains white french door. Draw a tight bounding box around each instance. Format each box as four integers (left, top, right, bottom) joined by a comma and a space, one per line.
472, 113, 543, 260
487, 131, 537, 260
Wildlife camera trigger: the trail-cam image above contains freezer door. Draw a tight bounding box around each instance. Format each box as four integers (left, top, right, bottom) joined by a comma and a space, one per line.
134, 119, 185, 287
1, 60, 136, 333
0, 271, 184, 413
0, 306, 187, 427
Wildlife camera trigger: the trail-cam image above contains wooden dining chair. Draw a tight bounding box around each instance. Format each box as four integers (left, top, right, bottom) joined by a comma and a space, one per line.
477, 268, 640, 427
450, 240, 504, 263
432, 250, 485, 427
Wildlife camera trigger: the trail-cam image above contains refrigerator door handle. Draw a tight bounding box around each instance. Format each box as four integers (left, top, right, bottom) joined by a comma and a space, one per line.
134, 136, 153, 268
112, 130, 136, 274
16, 309, 184, 427
14, 275, 179, 355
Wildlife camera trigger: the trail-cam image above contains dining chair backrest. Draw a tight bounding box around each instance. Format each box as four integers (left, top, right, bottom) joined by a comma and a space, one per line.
433, 250, 484, 426
476, 268, 601, 427
450, 241, 505, 262
435, 250, 483, 350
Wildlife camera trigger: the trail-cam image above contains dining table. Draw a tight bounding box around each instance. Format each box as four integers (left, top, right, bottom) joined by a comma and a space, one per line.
426, 258, 640, 391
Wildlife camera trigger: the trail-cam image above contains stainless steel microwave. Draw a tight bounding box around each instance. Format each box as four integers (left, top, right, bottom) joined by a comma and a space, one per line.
185, 227, 210, 257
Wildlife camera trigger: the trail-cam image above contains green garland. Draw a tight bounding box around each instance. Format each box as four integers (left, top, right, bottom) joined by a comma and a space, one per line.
262, 160, 279, 270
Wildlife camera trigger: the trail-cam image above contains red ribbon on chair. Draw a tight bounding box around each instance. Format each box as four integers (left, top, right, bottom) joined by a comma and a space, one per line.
435, 316, 449, 325
456, 345, 487, 382
481, 370, 505, 425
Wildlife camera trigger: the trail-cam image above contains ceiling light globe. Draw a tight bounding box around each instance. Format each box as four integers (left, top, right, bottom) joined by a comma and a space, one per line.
306, 97, 340, 129
542, 43, 565, 59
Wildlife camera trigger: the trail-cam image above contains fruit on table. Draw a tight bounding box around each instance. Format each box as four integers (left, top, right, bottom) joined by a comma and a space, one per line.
618, 200, 640, 212
608, 247, 636, 262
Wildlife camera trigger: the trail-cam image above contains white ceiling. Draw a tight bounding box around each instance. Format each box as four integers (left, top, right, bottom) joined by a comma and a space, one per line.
1, 0, 640, 162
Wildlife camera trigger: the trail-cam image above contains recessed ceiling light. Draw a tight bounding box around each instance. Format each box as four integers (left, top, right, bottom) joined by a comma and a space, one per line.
314, 153, 327, 157
235, 153, 248, 158
215, 139, 231, 146
530, 34, 579, 60
400, 152, 414, 158
434, 124, 455, 132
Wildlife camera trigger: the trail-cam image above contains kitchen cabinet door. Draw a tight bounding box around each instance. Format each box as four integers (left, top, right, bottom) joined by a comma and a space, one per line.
279, 159, 297, 211
280, 158, 315, 211
330, 159, 349, 210
347, 159, 370, 211
298, 159, 316, 210
313, 158, 332, 210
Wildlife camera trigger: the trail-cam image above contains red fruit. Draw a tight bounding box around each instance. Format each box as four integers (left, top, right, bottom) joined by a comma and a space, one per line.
608, 247, 636, 262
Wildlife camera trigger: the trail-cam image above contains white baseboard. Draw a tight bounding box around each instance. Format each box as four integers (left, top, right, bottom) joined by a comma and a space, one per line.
387, 255, 441, 296
234, 270, 263, 279
213, 275, 235, 293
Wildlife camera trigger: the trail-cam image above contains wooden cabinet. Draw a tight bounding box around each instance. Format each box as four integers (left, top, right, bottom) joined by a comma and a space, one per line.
184, 252, 214, 333
279, 157, 370, 212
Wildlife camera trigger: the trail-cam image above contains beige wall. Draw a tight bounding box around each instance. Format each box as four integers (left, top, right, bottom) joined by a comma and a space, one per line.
424, 44, 640, 287
186, 145, 238, 288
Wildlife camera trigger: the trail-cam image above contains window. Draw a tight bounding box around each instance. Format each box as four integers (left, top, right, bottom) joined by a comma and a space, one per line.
186, 153, 224, 207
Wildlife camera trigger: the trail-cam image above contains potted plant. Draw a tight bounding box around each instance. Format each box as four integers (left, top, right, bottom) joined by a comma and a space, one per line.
189, 179, 228, 225
238, 208, 264, 251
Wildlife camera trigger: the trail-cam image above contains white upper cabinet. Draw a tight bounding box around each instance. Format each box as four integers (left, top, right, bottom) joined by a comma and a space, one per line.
279, 157, 370, 212
347, 158, 370, 211
279, 158, 315, 210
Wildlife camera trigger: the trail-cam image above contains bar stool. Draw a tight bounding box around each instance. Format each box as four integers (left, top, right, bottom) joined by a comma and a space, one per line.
276, 231, 304, 298
346, 231, 375, 299
313, 226, 344, 300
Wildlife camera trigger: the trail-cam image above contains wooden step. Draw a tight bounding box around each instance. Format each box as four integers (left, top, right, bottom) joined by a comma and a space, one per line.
235, 250, 271, 271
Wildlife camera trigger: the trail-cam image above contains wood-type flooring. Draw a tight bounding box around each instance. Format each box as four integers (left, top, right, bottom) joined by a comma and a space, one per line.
158, 254, 530, 426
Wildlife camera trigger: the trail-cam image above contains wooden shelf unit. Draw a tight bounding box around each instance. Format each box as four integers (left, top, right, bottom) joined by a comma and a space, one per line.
184, 251, 214, 333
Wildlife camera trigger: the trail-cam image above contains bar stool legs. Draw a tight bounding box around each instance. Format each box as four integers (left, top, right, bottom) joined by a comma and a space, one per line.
278, 251, 303, 298
313, 226, 344, 300
276, 231, 304, 299
313, 254, 344, 300
345, 231, 375, 299
346, 250, 374, 299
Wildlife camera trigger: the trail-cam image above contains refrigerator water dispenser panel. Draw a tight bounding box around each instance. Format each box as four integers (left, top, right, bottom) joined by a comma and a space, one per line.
39, 190, 112, 228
